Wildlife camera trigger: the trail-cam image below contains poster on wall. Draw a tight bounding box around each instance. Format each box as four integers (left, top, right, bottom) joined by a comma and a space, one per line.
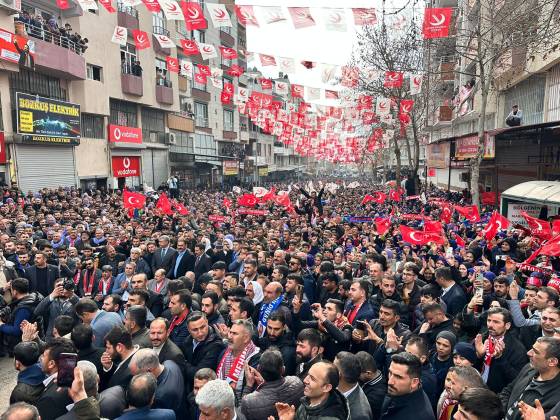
16, 93, 81, 145
223, 160, 239, 176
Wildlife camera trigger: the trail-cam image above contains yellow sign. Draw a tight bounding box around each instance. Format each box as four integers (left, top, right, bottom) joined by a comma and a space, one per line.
223, 160, 239, 176
18, 110, 33, 132
258, 166, 269, 177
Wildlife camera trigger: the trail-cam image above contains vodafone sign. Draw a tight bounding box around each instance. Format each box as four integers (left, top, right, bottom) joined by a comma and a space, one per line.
108, 125, 142, 144
112, 156, 140, 178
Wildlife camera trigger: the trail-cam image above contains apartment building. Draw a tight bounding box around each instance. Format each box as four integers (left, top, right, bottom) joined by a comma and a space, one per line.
424, 0, 560, 196
0, 0, 303, 192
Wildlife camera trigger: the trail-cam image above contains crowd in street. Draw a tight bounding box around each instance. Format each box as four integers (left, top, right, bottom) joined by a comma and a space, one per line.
0, 179, 558, 420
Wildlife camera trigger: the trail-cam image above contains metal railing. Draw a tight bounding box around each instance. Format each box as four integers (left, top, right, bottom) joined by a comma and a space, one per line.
152, 25, 170, 37
156, 76, 172, 88
195, 116, 209, 127
117, 1, 139, 18
18, 22, 84, 55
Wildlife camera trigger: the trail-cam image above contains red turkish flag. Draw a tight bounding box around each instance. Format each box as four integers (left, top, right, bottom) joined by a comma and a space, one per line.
372, 191, 387, 204
237, 193, 258, 207
141, 0, 160, 12
132, 30, 150, 50
522, 211, 552, 239
274, 193, 292, 208
422, 8, 453, 39
235, 5, 260, 27
424, 220, 442, 233
483, 211, 510, 241
389, 189, 402, 202
361, 194, 375, 205
291, 84, 304, 98
56, 0, 69, 9
223, 197, 232, 208
552, 219, 560, 237
375, 217, 391, 235
454, 205, 480, 222
539, 234, 560, 256
166, 56, 179, 73
183, 2, 208, 30
219, 47, 238, 60
400, 225, 428, 246
453, 232, 466, 248
156, 193, 173, 215
481, 191, 496, 205
123, 190, 146, 209
260, 78, 273, 90
99, 0, 116, 12
181, 39, 199, 55
171, 200, 189, 215
384, 71, 404, 88
440, 202, 452, 224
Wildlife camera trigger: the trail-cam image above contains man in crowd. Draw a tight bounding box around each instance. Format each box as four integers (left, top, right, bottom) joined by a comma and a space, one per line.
124, 305, 151, 348
75, 298, 122, 348
334, 351, 372, 420
100, 325, 139, 390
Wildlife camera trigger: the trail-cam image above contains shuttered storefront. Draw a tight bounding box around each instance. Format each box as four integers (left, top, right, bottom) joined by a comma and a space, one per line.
142, 148, 168, 189
548, 64, 560, 122
503, 74, 546, 125
15, 145, 76, 192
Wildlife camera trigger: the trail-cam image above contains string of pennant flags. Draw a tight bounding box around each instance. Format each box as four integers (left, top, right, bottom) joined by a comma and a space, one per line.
57, 0, 453, 163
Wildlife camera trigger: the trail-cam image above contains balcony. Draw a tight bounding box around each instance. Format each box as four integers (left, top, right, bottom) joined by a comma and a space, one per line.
439, 59, 456, 82
19, 23, 86, 79
223, 131, 237, 141
436, 105, 453, 123
117, 3, 139, 31
156, 83, 174, 105
121, 72, 143, 96
152, 34, 171, 56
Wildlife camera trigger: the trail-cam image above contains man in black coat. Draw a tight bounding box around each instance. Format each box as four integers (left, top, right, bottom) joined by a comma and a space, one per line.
99, 326, 139, 391
25, 252, 59, 297
149, 317, 187, 378
180, 311, 226, 391
357, 351, 386, 420
193, 243, 212, 281
77, 257, 102, 298
380, 353, 435, 420
71, 323, 104, 375
151, 235, 178, 274
131, 273, 163, 317
167, 239, 195, 279
255, 310, 297, 375
435, 267, 468, 317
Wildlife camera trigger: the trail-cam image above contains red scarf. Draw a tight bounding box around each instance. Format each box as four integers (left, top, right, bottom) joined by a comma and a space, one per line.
217, 341, 256, 384
346, 301, 363, 325
83, 270, 95, 295
438, 396, 457, 420
482, 336, 504, 381
155, 281, 165, 294
100, 278, 111, 295
168, 309, 189, 335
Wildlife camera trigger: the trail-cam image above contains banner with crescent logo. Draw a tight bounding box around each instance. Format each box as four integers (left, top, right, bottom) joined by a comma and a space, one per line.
235, 5, 260, 27
132, 30, 150, 50
352, 8, 377, 25
166, 56, 179, 73
206, 3, 232, 27
199, 43, 217, 60
323, 8, 347, 32
183, 1, 207, 30
410, 74, 423, 95
422, 7, 453, 39
288, 7, 316, 29
141, 0, 161, 12
111, 26, 128, 46
180, 39, 199, 55
155, 34, 175, 49
157, 0, 184, 21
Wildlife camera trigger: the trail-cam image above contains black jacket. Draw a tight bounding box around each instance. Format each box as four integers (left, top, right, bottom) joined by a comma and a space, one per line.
441, 283, 468, 317
362, 373, 387, 420
256, 330, 297, 375
295, 389, 350, 420
416, 318, 455, 351
77, 346, 105, 375
380, 387, 435, 420
35, 379, 73, 420
166, 250, 195, 279
158, 339, 188, 380
484, 332, 528, 394
500, 364, 560, 420
180, 325, 226, 390
25, 264, 60, 297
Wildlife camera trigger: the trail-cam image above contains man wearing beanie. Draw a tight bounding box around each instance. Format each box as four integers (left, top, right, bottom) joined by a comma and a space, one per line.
430, 331, 457, 395
453, 342, 478, 367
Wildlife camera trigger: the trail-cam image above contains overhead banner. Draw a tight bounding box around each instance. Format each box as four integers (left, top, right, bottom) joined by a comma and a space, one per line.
108, 124, 142, 144
112, 156, 141, 177
0, 29, 35, 68
16, 93, 81, 145
223, 160, 239, 176
426, 142, 449, 168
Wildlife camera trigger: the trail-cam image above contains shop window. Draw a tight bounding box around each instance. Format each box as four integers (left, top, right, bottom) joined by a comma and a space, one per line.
81, 113, 104, 139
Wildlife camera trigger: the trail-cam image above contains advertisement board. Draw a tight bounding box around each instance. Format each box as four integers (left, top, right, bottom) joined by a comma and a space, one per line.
112, 156, 140, 178
108, 124, 142, 144
507, 203, 543, 227
223, 160, 239, 176
455, 134, 495, 160
16, 92, 81, 145
258, 166, 269, 177
426, 142, 449, 169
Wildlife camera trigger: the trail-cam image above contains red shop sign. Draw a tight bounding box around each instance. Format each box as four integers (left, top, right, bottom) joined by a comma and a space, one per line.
0, 132, 6, 164
112, 156, 140, 177
108, 125, 142, 144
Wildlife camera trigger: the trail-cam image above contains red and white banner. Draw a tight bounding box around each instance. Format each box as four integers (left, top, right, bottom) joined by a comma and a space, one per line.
259, 54, 277, 67
98, 0, 116, 12
180, 39, 199, 55
278, 57, 295, 74
0, 132, 6, 164
384, 71, 404, 88
56, 0, 69, 9
422, 8, 453, 39
376, 97, 391, 116
108, 125, 142, 144
410, 74, 423, 95
154, 34, 175, 49
158, 0, 184, 20
289, 7, 316, 29
352, 8, 377, 25
291, 84, 304, 98
235, 5, 260, 27
112, 156, 141, 178
111, 26, 127, 46
219, 46, 238, 60
142, 0, 160, 12
323, 8, 347, 32
206, 3, 232, 27
132, 30, 150, 50
199, 43, 217, 60
166, 56, 179, 73
183, 2, 207, 30
261, 6, 287, 24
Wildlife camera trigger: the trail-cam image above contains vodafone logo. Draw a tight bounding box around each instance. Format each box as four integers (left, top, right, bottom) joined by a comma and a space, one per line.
123, 157, 131, 169
430, 13, 446, 27
114, 127, 121, 141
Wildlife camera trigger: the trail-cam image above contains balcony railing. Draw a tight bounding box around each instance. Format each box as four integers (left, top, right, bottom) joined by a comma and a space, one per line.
153, 26, 170, 37
117, 2, 139, 18
196, 116, 209, 128
17, 22, 84, 55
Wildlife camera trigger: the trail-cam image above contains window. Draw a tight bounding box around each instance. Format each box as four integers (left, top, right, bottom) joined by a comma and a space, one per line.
193, 30, 205, 43
195, 102, 209, 127
9, 69, 66, 104
193, 77, 207, 91
223, 109, 234, 132
194, 133, 217, 157
120, 43, 137, 74
86, 64, 102, 81
155, 58, 170, 87
81, 113, 105, 139
221, 55, 233, 68
110, 99, 137, 127
179, 96, 193, 115
176, 21, 189, 38
220, 26, 232, 35
117, 0, 139, 18
141, 107, 165, 143
153, 11, 169, 36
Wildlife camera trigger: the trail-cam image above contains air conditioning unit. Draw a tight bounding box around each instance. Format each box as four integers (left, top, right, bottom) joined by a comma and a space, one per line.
0, 0, 21, 14
166, 132, 177, 145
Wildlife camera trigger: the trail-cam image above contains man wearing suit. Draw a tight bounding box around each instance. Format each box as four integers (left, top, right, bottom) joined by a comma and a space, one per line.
435, 267, 468, 317
131, 273, 164, 318
519, 306, 560, 350
35, 337, 76, 420
100, 325, 140, 392
150, 317, 187, 378
77, 257, 102, 298
75, 298, 123, 348
193, 242, 212, 281
167, 239, 195, 279
25, 252, 60, 297
334, 351, 372, 420
115, 372, 175, 420
180, 311, 226, 391
151, 235, 178, 274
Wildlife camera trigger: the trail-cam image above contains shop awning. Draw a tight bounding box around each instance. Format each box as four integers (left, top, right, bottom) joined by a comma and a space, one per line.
501, 181, 560, 206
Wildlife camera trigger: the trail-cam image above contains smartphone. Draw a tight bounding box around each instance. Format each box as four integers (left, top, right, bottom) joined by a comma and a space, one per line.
57, 353, 78, 387
356, 320, 367, 331
296, 284, 304, 301
476, 272, 484, 283
475, 286, 483, 299
446, 247, 454, 258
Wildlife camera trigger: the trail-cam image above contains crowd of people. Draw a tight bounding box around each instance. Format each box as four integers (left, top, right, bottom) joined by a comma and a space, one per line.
0, 179, 558, 420
15, 11, 88, 54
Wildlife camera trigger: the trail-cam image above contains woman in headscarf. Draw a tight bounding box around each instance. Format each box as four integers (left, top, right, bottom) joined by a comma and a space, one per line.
246, 280, 263, 325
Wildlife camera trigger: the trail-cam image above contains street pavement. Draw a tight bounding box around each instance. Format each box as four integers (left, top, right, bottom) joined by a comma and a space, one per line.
0, 356, 17, 411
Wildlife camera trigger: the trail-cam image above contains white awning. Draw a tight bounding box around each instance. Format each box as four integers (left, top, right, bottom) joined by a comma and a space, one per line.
501, 181, 560, 206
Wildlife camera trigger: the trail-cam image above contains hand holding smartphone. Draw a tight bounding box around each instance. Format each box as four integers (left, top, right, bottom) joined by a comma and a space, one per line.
57, 353, 78, 387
